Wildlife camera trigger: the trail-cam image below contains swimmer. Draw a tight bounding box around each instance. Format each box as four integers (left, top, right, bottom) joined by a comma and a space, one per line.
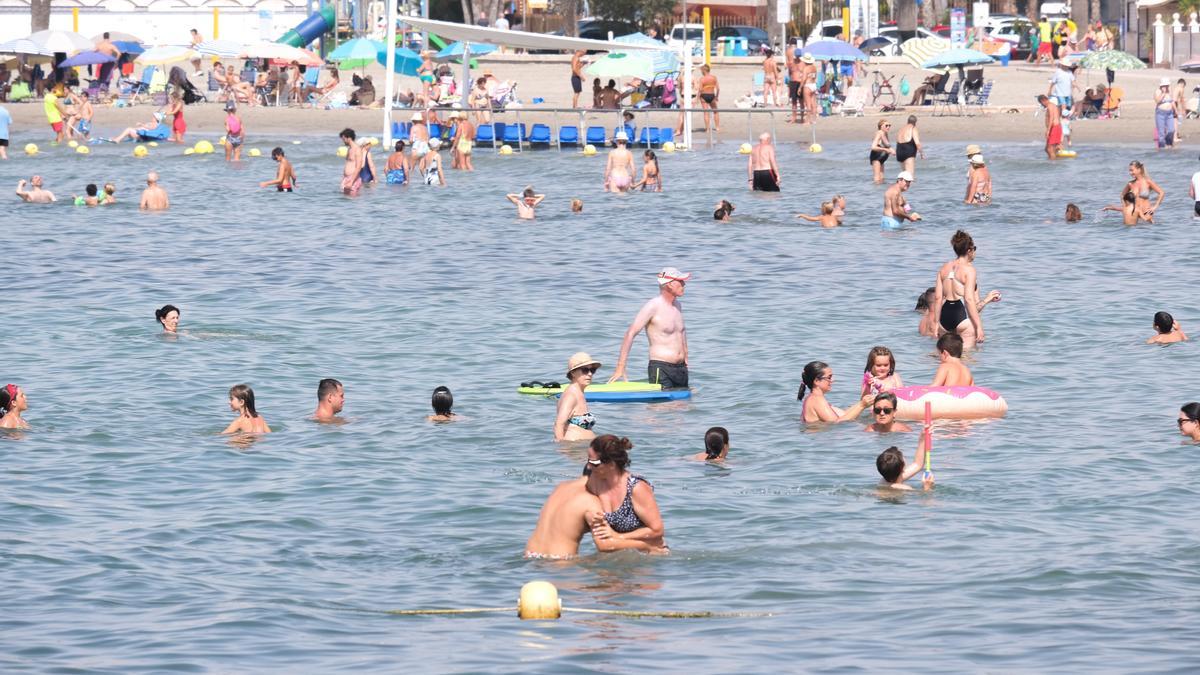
631, 150, 662, 192
385, 140, 409, 185
916, 287, 937, 337
99, 183, 116, 205
713, 199, 734, 221
933, 230, 995, 350
0, 383, 30, 430
876, 429, 933, 490
223, 101, 243, 161
930, 333, 973, 386
340, 128, 365, 195
861, 346, 903, 395
74, 183, 100, 207
139, 172, 169, 211
604, 131, 635, 192
155, 304, 179, 333
571, 198, 583, 213
222, 384, 271, 434
882, 171, 920, 229
313, 378, 345, 423
690, 426, 729, 461
525, 434, 668, 558
748, 132, 781, 191
864, 392, 912, 433
1147, 311, 1188, 344
609, 267, 690, 390
1065, 203, 1082, 222
1101, 191, 1141, 225
259, 148, 296, 192
16, 176, 56, 203
1178, 402, 1200, 442
964, 153, 991, 205
830, 194, 846, 224
427, 386, 458, 422
796, 202, 839, 228
1121, 161, 1163, 223
449, 110, 474, 172
555, 352, 600, 442
797, 360, 874, 424
506, 186, 545, 219
421, 138, 445, 186
585, 435, 667, 552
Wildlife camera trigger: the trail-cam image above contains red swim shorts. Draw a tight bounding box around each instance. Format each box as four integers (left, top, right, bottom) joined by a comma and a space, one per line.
51, 121, 63, 132
1047, 124, 1063, 145
1037, 43, 1052, 56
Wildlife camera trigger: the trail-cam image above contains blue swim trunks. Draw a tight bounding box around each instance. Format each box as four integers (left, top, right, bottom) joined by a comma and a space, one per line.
881, 215, 904, 230
386, 169, 406, 184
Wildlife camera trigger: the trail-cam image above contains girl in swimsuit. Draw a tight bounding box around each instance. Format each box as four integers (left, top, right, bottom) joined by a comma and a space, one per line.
869, 119, 894, 184
417, 52, 435, 103
584, 435, 667, 553
0, 383, 30, 430
555, 352, 600, 442
796, 361, 874, 424
1121, 161, 1163, 223
933, 230, 1000, 351
632, 150, 661, 192
1102, 190, 1141, 225
166, 93, 186, 143
222, 384, 271, 435
964, 154, 991, 205
861, 346, 903, 396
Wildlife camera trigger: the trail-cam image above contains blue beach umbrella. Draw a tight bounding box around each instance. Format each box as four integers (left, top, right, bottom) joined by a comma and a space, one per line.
112, 40, 144, 55
803, 39, 867, 62
921, 48, 993, 69
328, 38, 383, 68
376, 45, 421, 77
436, 41, 497, 59
614, 32, 679, 74
59, 50, 116, 67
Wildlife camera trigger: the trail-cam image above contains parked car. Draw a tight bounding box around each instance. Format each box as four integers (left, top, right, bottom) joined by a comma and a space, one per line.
578, 19, 640, 41
710, 25, 770, 55
878, 26, 949, 44
988, 20, 1034, 59
806, 19, 847, 44
667, 23, 705, 47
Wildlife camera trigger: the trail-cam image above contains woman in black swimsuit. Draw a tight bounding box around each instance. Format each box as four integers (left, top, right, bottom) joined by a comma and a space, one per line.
932, 230, 1000, 351
895, 115, 923, 177
869, 119, 895, 184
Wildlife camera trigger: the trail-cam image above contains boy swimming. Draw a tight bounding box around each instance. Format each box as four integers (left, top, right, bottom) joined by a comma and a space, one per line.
875, 425, 933, 490
931, 333, 973, 386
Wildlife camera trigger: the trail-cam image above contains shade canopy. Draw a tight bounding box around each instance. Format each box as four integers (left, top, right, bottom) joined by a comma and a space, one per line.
584, 51, 655, 80
29, 29, 92, 53
400, 16, 672, 53
803, 39, 868, 62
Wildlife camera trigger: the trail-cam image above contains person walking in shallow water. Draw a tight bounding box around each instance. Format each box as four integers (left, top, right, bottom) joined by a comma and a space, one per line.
895, 115, 923, 177
748, 133, 780, 191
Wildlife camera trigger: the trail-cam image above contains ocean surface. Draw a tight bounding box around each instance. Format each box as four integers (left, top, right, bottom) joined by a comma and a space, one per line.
1, 132, 1198, 672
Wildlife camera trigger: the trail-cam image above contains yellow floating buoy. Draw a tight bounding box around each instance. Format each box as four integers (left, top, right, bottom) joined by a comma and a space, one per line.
582, 144, 597, 156
217, 136, 227, 146
248, 148, 261, 157
661, 141, 676, 153
738, 142, 752, 154
499, 144, 513, 155
24, 143, 38, 156
365, 136, 380, 147
133, 145, 149, 158
75, 145, 90, 155
193, 140, 214, 154
183, 148, 195, 155
809, 143, 823, 153
1056, 149, 1077, 158
148, 141, 159, 147
67, 140, 79, 149
336, 146, 349, 158
517, 581, 561, 620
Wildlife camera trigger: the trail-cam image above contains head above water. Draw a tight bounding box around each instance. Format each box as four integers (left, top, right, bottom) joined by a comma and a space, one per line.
865, 346, 896, 376
876, 446, 905, 483
431, 385, 453, 415
228, 384, 259, 418
1065, 203, 1082, 222
317, 378, 343, 402
951, 230, 975, 257
704, 426, 729, 459
906, 114, 917, 125
85, 183, 97, 197
146, 171, 159, 185
1154, 311, 1175, 333
758, 132, 771, 144
916, 286, 936, 311
271, 147, 285, 159
937, 332, 964, 358
590, 434, 632, 470
340, 128, 356, 142
797, 360, 830, 401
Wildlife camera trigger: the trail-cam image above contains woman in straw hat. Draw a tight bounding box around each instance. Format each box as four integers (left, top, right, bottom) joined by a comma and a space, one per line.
555, 352, 601, 442
963, 147, 991, 205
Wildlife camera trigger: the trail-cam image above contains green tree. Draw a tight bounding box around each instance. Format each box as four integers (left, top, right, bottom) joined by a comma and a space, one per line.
588, 0, 675, 26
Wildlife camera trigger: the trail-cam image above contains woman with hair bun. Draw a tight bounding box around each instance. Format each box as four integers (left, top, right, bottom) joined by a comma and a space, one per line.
585, 434, 667, 552
155, 304, 180, 333
933, 230, 1000, 351
0, 384, 30, 430
797, 361, 873, 424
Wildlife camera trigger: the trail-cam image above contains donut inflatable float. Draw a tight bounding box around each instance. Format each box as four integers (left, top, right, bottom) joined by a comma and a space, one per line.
892, 385, 1007, 420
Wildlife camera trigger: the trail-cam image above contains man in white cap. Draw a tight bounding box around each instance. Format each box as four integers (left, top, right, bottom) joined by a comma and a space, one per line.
881, 171, 920, 230
604, 130, 634, 192
609, 267, 690, 389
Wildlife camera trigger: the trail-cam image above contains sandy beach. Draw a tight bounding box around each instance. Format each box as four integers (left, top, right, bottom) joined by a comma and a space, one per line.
5, 56, 1194, 145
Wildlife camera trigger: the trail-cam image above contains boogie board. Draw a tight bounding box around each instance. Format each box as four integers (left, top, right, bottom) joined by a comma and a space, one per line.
517, 380, 691, 402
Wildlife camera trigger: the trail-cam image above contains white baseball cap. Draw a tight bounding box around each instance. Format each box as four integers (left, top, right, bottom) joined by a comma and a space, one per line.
897, 171, 914, 182
657, 267, 691, 285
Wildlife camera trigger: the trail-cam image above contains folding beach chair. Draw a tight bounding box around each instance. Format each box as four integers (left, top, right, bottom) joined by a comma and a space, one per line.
839, 86, 866, 116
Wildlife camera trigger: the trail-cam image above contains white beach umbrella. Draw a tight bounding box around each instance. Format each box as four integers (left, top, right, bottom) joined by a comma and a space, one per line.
29, 29, 92, 53
136, 45, 197, 66
0, 38, 53, 56
240, 41, 315, 62
196, 39, 243, 58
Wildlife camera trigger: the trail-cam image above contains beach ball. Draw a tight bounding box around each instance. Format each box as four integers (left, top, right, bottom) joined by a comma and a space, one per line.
809, 143, 823, 153
738, 142, 752, 154
148, 141, 159, 147
183, 148, 195, 155
133, 145, 148, 158
193, 140, 214, 154
336, 146, 348, 158
67, 140, 79, 149
582, 144, 597, 156
24, 143, 38, 156
248, 148, 261, 157
661, 141, 675, 153
499, 144, 513, 155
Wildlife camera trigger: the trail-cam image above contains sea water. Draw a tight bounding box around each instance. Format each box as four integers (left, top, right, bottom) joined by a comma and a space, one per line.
0, 136, 1197, 671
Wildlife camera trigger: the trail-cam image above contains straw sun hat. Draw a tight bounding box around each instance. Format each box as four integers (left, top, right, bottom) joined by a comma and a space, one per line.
566, 352, 602, 378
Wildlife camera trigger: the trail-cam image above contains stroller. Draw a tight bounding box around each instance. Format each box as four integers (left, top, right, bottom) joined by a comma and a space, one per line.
489, 80, 519, 108
640, 71, 678, 109
168, 66, 205, 104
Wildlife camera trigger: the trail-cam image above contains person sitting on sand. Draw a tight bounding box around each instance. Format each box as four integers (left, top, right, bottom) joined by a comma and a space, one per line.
313, 378, 345, 423
222, 384, 271, 434
930, 333, 973, 386
864, 392, 912, 433
139, 172, 169, 210
690, 426, 729, 461
427, 386, 458, 422
16, 175, 55, 203
259, 147, 296, 191
1148, 311, 1188, 344
0, 383, 30, 430
507, 186, 545, 219
876, 431, 933, 491
1102, 191, 1141, 225
796, 201, 839, 228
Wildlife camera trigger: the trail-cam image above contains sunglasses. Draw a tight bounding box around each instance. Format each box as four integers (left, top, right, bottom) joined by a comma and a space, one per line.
873, 407, 895, 415
817, 374, 833, 381
1178, 418, 1197, 428
576, 366, 599, 375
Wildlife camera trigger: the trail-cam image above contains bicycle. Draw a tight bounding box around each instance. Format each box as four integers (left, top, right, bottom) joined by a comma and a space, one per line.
870, 70, 896, 109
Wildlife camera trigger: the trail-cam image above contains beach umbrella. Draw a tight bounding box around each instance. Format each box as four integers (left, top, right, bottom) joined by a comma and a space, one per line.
901, 37, 951, 70
196, 39, 243, 58
614, 33, 679, 73
584, 52, 655, 81
803, 39, 868, 62
0, 37, 53, 56
1078, 50, 1145, 71
376, 45, 422, 77
59, 50, 116, 67
920, 48, 993, 69
270, 48, 322, 67
29, 29, 92, 53
328, 38, 383, 68
136, 45, 197, 66
91, 31, 142, 43
113, 41, 144, 55
241, 41, 319, 64
436, 41, 497, 59
859, 36, 892, 54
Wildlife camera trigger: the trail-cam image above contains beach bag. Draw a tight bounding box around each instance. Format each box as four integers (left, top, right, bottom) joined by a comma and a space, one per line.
899, 76, 910, 96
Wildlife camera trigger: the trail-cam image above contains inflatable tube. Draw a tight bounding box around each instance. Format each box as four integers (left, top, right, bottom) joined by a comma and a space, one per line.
892, 385, 1007, 420
517, 381, 691, 402
1056, 150, 1077, 158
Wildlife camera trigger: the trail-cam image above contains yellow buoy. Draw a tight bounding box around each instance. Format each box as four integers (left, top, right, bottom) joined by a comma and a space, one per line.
499, 144, 513, 155
517, 581, 561, 620
24, 143, 38, 156
738, 142, 752, 154
661, 141, 676, 153
183, 148, 195, 155
336, 146, 349, 158
809, 143, 823, 153
217, 136, 227, 146
1056, 149, 1077, 158
76, 145, 90, 155
248, 148, 261, 157
133, 145, 149, 158
67, 140, 79, 149
582, 144, 597, 156
365, 136, 380, 147
148, 141, 159, 147
193, 140, 214, 154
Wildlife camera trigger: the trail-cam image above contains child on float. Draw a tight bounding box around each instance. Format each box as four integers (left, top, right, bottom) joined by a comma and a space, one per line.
930, 333, 973, 387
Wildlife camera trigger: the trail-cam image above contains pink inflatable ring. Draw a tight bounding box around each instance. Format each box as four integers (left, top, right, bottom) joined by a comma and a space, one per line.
891, 385, 1008, 420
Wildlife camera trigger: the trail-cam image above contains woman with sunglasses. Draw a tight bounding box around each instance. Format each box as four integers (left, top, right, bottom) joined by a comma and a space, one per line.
869, 119, 895, 184
0, 384, 30, 430
797, 360, 874, 424
933, 230, 1000, 351
555, 352, 600, 442
863, 392, 911, 433
585, 435, 667, 553
1178, 403, 1200, 442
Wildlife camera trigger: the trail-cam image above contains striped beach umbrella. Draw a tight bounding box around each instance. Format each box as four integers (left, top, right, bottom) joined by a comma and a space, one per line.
1078, 50, 1145, 71
196, 39, 243, 58
901, 37, 951, 70
136, 45, 197, 66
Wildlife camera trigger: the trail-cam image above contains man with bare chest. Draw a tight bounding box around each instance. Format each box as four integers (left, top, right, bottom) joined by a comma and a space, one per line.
608, 267, 690, 389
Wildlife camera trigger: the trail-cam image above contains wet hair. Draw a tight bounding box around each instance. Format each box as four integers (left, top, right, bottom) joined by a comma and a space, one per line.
271, 147, 285, 159
873, 391, 898, 410
591, 434, 632, 469
229, 384, 259, 418
522, 186, 535, 199
1181, 402, 1200, 421
0, 385, 15, 415
915, 287, 936, 311
713, 200, 734, 221
876, 446, 905, 482
1065, 203, 1082, 222
103, 183, 115, 195
937, 333, 964, 358
1129, 160, 1145, 174
317, 378, 342, 401
155, 304, 179, 326
645, 149, 656, 161
907, 114, 917, 125
340, 128, 356, 141
864, 346, 896, 376
571, 198, 583, 212
85, 183, 97, 197
431, 386, 453, 415
820, 202, 833, 215
951, 230, 975, 257
1122, 191, 1136, 204
103, 32, 110, 39
393, 140, 406, 152
1154, 311, 1175, 334
797, 361, 830, 401
704, 426, 729, 459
